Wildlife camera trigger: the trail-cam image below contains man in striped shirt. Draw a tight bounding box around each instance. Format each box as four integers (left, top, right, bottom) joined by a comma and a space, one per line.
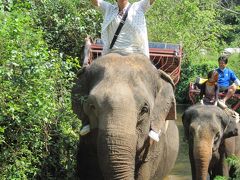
90, 0, 156, 57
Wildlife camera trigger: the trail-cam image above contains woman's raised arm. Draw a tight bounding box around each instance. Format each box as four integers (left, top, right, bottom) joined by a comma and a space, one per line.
150, 0, 156, 5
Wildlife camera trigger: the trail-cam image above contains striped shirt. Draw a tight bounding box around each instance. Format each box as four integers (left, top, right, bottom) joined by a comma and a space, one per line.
97, 0, 151, 57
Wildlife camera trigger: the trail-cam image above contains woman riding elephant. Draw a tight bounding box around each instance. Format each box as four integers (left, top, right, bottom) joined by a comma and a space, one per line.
182, 104, 240, 180
71, 53, 179, 180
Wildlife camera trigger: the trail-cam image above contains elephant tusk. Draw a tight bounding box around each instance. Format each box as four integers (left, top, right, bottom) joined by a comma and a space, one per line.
149, 130, 162, 142
149, 120, 169, 142
164, 120, 169, 133
80, 124, 91, 136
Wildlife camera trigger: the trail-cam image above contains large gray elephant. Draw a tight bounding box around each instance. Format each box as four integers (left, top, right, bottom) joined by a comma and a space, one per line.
71, 53, 179, 180
182, 104, 240, 180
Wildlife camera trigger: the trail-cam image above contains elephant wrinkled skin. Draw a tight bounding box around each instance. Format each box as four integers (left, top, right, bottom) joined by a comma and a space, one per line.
71, 53, 179, 180
182, 104, 240, 180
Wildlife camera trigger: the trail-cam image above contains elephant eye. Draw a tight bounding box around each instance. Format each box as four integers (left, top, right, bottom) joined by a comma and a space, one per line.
140, 104, 149, 116
214, 132, 220, 144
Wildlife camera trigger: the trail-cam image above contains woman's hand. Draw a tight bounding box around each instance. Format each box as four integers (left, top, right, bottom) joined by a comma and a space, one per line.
91, 0, 99, 6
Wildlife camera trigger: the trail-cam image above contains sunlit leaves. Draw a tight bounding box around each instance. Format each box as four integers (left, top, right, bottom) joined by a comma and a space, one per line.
0, 1, 80, 179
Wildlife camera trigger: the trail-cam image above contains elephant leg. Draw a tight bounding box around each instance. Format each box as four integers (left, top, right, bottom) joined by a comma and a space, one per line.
224, 138, 235, 156
164, 120, 179, 173
222, 138, 236, 177
211, 160, 223, 178
221, 155, 229, 177
189, 146, 196, 180
154, 121, 179, 179
137, 121, 179, 180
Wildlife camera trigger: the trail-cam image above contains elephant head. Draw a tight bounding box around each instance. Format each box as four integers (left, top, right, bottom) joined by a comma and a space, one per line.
182, 104, 238, 180
71, 53, 178, 180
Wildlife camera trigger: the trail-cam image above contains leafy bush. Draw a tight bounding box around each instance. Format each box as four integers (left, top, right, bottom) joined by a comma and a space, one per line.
0, 2, 80, 179
227, 53, 240, 78
31, 0, 102, 59
226, 155, 240, 179
214, 176, 228, 180
215, 155, 240, 180
147, 0, 229, 59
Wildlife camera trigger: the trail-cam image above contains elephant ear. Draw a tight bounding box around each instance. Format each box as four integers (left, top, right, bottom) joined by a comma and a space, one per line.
220, 109, 239, 139
150, 70, 176, 134
158, 69, 175, 90
181, 107, 194, 141
71, 67, 89, 125
158, 70, 176, 120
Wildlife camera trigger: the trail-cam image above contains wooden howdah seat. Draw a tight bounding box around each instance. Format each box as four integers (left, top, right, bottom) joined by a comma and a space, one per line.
83, 39, 183, 85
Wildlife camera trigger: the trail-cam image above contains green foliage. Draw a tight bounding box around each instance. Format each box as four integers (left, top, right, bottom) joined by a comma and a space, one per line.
0, 2, 80, 179
31, 0, 102, 59
147, 0, 230, 59
226, 155, 240, 179
227, 53, 240, 78
214, 176, 228, 180
219, 0, 240, 47
216, 155, 240, 180
214, 155, 240, 180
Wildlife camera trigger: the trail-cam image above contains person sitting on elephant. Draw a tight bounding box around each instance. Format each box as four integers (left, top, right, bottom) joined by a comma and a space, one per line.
90, 0, 156, 57
199, 69, 219, 105
217, 55, 240, 109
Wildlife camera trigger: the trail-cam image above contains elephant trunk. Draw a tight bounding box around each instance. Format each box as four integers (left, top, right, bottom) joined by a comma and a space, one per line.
193, 140, 212, 180
94, 83, 138, 179
98, 129, 137, 180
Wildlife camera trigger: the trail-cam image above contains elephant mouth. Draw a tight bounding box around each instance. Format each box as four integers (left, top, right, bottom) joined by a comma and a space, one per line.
136, 137, 151, 162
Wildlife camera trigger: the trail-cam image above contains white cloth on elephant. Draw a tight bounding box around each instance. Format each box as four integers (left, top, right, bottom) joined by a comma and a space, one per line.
97, 0, 151, 57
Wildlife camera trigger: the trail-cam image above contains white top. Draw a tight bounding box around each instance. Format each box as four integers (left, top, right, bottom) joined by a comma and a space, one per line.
97, 0, 151, 57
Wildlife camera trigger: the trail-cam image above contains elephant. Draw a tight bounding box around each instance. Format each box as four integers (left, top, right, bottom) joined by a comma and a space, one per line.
71, 53, 179, 180
182, 104, 240, 180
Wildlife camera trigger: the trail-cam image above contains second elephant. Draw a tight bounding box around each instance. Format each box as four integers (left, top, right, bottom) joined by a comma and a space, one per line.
182, 104, 240, 180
